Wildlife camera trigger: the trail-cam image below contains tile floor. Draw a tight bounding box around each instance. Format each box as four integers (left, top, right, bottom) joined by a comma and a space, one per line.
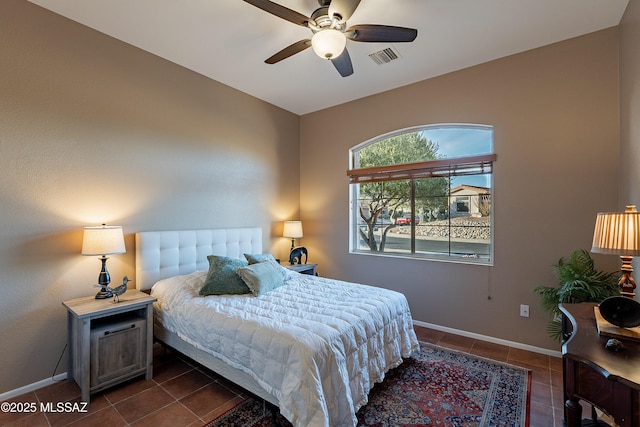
0, 326, 577, 427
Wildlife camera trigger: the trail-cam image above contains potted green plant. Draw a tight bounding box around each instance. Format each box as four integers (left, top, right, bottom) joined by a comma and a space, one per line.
533, 249, 619, 342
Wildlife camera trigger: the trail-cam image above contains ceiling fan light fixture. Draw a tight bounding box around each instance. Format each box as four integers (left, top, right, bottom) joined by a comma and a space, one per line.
311, 28, 346, 60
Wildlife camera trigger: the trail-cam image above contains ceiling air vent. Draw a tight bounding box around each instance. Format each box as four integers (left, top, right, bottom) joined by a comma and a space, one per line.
368, 47, 401, 65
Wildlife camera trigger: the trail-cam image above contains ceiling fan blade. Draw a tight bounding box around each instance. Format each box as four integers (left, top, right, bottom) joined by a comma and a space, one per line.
346, 24, 418, 43
265, 39, 312, 64
328, 0, 361, 21
243, 0, 309, 27
331, 48, 353, 77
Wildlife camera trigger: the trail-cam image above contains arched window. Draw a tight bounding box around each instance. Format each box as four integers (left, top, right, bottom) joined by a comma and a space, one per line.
348, 124, 495, 264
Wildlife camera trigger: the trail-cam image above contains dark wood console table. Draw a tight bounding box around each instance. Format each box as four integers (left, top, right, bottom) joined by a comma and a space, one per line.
560, 303, 640, 427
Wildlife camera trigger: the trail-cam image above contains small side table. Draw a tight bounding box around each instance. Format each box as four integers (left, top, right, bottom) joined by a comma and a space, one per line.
283, 263, 318, 276
62, 290, 156, 402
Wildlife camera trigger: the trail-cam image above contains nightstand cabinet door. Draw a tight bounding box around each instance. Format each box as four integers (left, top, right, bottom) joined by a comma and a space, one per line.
90, 317, 146, 387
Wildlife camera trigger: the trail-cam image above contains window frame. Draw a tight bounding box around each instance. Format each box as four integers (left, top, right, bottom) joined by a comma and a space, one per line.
348, 124, 495, 265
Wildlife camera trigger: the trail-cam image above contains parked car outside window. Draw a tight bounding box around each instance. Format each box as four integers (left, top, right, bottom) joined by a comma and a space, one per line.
396, 214, 420, 225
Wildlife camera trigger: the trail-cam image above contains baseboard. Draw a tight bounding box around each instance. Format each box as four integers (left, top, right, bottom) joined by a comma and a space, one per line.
413, 319, 562, 357
0, 373, 67, 401
2, 322, 561, 401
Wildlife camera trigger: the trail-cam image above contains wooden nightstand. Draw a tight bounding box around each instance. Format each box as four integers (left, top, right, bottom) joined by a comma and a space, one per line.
282, 263, 318, 276
62, 290, 156, 402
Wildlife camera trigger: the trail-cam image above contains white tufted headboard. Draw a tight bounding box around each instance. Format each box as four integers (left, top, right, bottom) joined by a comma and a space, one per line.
135, 228, 262, 291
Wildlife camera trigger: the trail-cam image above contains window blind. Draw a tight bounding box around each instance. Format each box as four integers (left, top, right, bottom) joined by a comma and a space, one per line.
347, 154, 496, 184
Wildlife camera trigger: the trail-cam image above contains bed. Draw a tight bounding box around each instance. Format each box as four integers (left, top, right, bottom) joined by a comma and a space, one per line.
135, 227, 419, 427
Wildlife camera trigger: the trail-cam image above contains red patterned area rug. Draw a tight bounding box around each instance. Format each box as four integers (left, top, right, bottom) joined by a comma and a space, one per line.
204, 342, 531, 427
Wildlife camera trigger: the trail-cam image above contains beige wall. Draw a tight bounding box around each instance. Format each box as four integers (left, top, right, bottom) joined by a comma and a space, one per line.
1, 0, 635, 396
620, 2, 640, 207
0, 1, 300, 394
300, 28, 621, 350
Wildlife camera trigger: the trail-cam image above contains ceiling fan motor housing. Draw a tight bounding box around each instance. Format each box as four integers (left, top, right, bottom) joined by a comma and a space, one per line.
311, 7, 342, 31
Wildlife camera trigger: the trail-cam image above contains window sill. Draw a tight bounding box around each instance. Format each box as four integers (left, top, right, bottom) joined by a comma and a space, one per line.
349, 249, 493, 266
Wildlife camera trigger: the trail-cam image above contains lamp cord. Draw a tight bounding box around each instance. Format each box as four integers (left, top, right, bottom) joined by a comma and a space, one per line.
51, 343, 67, 382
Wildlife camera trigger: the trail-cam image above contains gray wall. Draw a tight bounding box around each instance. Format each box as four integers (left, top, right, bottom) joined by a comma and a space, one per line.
299, 28, 621, 350
0, 0, 300, 394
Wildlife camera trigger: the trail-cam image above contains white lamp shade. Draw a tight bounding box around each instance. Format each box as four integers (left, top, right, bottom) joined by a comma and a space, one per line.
311, 29, 346, 59
591, 205, 640, 256
283, 221, 303, 239
82, 225, 126, 256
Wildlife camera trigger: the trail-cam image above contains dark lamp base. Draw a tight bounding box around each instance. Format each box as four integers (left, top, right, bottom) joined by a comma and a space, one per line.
95, 256, 112, 299
95, 287, 113, 299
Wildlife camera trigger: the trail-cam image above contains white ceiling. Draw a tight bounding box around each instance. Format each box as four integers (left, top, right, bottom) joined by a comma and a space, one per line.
28, 0, 629, 115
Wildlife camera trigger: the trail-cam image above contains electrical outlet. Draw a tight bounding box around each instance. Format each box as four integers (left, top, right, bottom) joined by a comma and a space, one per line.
520, 304, 530, 318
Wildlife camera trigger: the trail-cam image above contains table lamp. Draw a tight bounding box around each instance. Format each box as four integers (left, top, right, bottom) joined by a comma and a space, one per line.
82, 224, 126, 299
591, 205, 640, 298
283, 221, 308, 265
283, 221, 303, 250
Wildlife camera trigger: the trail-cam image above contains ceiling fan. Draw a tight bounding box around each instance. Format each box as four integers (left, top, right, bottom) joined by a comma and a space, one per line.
243, 0, 418, 77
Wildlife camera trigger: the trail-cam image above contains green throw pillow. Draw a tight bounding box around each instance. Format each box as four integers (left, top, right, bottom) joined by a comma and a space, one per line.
244, 253, 277, 264
199, 255, 250, 296
244, 253, 288, 281
236, 261, 284, 297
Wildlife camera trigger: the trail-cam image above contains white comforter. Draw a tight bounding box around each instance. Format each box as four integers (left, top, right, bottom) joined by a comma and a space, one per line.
151, 269, 419, 427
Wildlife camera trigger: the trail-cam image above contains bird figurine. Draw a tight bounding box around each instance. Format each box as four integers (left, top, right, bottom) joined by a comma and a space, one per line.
95, 276, 130, 303
109, 276, 129, 302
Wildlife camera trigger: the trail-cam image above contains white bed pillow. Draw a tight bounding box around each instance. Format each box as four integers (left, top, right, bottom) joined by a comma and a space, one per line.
150, 270, 206, 305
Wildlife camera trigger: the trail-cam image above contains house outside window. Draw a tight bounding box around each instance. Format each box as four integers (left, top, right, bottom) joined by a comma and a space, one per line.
348, 124, 495, 264
450, 185, 491, 217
